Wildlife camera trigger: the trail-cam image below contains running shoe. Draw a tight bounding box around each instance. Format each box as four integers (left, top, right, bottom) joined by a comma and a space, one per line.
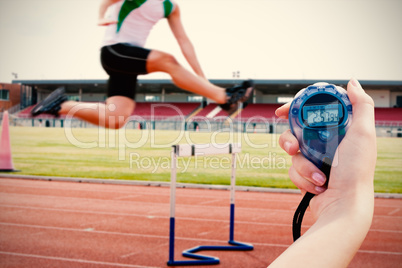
220, 80, 254, 114
31, 88, 67, 117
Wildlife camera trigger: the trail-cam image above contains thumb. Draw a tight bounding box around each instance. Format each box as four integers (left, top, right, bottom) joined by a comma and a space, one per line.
346, 78, 376, 136
327, 79, 376, 191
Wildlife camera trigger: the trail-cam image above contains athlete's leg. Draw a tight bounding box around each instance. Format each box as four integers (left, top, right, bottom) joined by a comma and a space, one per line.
146, 50, 227, 104
32, 45, 139, 128
59, 96, 135, 129
31, 45, 253, 122
57, 49, 139, 129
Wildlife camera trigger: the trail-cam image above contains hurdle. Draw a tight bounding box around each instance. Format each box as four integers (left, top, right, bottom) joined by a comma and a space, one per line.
167, 143, 253, 266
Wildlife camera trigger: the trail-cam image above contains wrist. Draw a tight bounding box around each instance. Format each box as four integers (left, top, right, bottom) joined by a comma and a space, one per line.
316, 187, 374, 230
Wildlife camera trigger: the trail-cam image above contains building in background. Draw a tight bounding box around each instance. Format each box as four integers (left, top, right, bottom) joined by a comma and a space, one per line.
9, 79, 402, 109
0, 83, 21, 113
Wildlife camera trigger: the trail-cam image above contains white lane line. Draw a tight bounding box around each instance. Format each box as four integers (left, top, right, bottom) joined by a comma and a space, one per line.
0, 205, 291, 228
0, 193, 297, 213
120, 243, 168, 259
199, 199, 221, 205
1, 204, 401, 233
0, 181, 298, 203
388, 208, 400, 215
357, 250, 402, 256
0, 251, 160, 268
0, 222, 288, 248
113, 195, 142, 200
2, 222, 402, 255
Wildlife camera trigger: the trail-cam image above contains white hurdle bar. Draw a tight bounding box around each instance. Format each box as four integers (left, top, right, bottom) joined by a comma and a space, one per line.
169, 143, 241, 219
168, 143, 253, 266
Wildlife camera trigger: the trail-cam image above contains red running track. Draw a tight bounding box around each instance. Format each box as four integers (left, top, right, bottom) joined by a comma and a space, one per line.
0, 178, 401, 267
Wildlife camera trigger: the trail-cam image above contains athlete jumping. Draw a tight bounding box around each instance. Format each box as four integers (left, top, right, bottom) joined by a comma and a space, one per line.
31, 0, 254, 129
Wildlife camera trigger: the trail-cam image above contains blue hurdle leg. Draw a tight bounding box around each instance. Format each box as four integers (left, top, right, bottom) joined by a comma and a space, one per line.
229, 203, 235, 241
228, 203, 253, 250
167, 217, 175, 265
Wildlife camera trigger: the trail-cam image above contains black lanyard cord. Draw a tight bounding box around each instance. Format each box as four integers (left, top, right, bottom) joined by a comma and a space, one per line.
292, 159, 332, 242
292, 192, 315, 241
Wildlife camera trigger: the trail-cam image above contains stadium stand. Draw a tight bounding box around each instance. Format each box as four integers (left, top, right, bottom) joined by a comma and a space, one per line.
14, 103, 402, 127
215, 108, 231, 118
374, 107, 402, 125
193, 103, 219, 117
17, 106, 33, 118
234, 103, 282, 121
133, 102, 200, 119
17, 105, 60, 119
17, 102, 201, 120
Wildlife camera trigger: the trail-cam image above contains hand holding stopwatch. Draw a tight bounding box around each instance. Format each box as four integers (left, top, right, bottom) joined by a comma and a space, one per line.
289, 83, 353, 241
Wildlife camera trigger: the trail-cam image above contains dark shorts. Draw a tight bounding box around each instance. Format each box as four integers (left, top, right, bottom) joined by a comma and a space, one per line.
100, 43, 151, 99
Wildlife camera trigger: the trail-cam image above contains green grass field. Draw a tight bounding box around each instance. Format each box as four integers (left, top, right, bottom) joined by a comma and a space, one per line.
4, 126, 402, 193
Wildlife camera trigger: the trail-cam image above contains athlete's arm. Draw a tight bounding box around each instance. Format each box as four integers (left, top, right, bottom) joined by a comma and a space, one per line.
167, 5, 206, 79
269, 79, 376, 268
98, 0, 121, 26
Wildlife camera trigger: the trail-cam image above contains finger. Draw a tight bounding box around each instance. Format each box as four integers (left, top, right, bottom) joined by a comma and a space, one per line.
292, 153, 327, 186
331, 79, 377, 188
275, 102, 291, 119
347, 78, 376, 137
289, 165, 327, 195
300, 189, 306, 196
98, 20, 118, 26
278, 129, 299, 155
347, 78, 375, 109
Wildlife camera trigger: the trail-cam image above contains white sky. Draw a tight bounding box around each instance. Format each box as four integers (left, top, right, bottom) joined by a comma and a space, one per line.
0, 0, 401, 83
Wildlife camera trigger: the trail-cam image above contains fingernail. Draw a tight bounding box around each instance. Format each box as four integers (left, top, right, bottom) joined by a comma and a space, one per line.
315, 186, 327, 193
284, 141, 292, 153
312, 172, 326, 185
350, 78, 361, 88
274, 110, 283, 118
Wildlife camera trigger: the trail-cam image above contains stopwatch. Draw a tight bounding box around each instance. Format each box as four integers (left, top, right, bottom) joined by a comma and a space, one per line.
289, 82, 353, 241
289, 82, 353, 170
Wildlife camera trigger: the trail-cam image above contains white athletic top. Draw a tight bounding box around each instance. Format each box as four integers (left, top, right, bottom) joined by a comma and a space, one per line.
101, 0, 176, 48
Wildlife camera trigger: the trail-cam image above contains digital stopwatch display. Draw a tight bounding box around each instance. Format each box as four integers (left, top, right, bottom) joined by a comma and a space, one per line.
303, 103, 343, 127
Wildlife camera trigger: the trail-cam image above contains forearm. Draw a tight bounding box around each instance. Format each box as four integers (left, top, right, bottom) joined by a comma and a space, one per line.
167, 5, 206, 79
269, 190, 374, 268
99, 0, 120, 20
179, 40, 206, 79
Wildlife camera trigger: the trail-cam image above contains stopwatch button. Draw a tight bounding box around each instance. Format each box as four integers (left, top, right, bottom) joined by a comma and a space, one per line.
318, 130, 331, 141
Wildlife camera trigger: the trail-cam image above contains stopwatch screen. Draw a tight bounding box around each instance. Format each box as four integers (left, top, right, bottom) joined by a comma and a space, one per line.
303, 103, 343, 127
